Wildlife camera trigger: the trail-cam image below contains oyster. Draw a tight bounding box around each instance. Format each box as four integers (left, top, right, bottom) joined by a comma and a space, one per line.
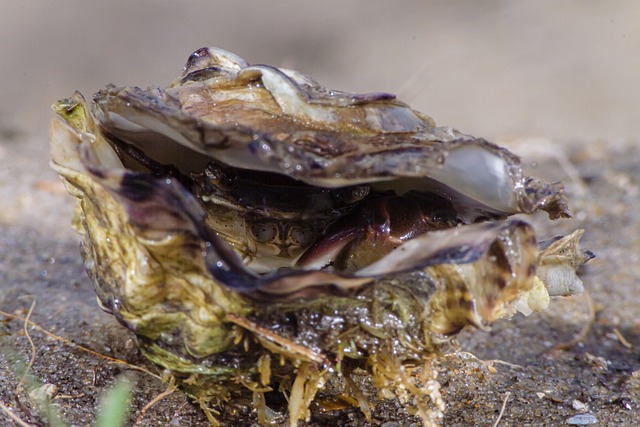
49, 47, 591, 426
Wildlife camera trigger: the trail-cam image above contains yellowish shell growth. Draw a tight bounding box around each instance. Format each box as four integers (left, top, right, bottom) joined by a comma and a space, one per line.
49, 47, 591, 426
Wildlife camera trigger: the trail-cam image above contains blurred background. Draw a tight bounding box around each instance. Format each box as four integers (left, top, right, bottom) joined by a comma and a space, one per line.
1, 0, 639, 143
2, 3, 639, 425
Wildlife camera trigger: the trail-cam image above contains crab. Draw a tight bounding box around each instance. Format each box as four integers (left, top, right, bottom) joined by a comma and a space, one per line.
49, 47, 591, 426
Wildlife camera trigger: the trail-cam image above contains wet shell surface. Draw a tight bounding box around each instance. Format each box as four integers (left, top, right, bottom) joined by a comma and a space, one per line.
50, 47, 592, 426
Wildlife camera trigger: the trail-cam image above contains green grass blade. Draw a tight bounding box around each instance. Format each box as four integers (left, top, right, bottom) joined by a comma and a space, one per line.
94, 377, 133, 427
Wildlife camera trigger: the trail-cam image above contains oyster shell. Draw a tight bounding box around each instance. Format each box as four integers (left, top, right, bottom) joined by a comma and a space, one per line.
50, 47, 591, 426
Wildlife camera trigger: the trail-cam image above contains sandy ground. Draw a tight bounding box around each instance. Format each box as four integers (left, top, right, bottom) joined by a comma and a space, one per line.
1, 1, 639, 426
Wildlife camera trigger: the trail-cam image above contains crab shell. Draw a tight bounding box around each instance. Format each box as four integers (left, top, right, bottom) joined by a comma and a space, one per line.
49, 47, 590, 426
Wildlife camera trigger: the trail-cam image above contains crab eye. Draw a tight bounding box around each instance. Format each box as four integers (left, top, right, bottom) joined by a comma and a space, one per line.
250, 222, 279, 243
204, 164, 224, 185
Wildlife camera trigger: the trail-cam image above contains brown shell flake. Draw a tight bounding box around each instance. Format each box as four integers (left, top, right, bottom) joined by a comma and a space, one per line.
49, 47, 591, 426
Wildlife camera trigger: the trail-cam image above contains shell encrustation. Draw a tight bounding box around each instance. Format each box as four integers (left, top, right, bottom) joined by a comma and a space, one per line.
50, 47, 591, 426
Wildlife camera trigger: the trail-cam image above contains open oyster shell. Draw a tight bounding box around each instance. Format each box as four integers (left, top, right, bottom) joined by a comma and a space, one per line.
50, 47, 591, 426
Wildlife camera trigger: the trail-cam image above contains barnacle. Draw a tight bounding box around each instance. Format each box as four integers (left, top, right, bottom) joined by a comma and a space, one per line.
49, 47, 591, 426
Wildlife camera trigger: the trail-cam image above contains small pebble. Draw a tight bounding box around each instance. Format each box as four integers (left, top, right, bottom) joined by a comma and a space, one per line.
572, 399, 588, 411
28, 383, 58, 402
566, 413, 598, 425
